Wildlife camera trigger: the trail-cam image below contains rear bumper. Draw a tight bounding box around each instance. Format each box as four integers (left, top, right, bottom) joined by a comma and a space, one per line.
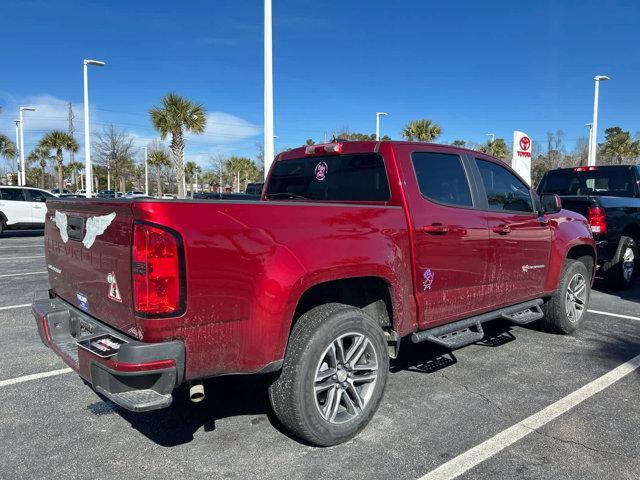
32, 296, 185, 412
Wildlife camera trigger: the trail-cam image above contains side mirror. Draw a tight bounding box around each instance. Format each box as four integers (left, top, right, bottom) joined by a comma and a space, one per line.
540, 193, 561, 214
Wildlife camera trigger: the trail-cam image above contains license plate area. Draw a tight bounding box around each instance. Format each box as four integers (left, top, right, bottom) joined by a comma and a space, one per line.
77, 334, 128, 358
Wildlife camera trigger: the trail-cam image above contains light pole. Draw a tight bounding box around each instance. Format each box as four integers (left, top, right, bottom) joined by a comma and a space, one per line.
486, 133, 495, 144
19, 107, 36, 186
588, 75, 609, 166
14, 120, 20, 186
585, 123, 593, 161
143, 146, 149, 196
263, 0, 274, 179
376, 112, 388, 141
83, 59, 106, 197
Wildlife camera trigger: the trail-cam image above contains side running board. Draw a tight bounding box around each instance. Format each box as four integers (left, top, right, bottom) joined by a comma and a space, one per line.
412, 299, 544, 349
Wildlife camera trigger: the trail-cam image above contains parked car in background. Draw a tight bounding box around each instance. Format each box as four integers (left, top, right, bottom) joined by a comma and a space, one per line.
0, 186, 55, 234
245, 182, 264, 195
51, 188, 73, 196
192, 192, 261, 200
75, 189, 87, 196
538, 164, 640, 288
116, 192, 124, 198
125, 190, 146, 198
97, 190, 117, 198
34, 141, 595, 446
161, 193, 176, 199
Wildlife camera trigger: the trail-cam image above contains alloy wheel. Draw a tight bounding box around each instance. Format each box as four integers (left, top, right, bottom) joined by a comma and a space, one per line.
313, 332, 379, 424
565, 273, 587, 323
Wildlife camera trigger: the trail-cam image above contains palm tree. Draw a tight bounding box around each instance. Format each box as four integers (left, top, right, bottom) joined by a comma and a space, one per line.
66, 161, 84, 191
147, 147, 171, 197
149, 93, 207, 198
27, 146, 52, 189
1, 134, 17, 163
184, 160, 201, 195
479, 138, 509, 161
39, 131, 79, 193
401, 119, 442, 142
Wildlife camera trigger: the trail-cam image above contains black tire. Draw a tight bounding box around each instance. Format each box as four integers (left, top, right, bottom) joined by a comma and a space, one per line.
269, 303, 389, 446
540, 259, 591, 334
0, 218, 4, 236
602, 236, 637, 290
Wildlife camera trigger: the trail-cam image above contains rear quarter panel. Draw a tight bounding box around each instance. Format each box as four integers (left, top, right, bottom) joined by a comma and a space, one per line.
132, 200, 413, 379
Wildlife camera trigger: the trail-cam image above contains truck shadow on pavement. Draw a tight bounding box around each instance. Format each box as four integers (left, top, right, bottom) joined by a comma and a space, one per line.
96, 317, 638, 447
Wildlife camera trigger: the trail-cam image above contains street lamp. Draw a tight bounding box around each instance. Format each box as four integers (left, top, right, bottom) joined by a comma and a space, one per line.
83, 59, 106, 197
486, 133, 495, 144
263, 0, 274, 179
376, 112, 388, 141
588, 75, 610, 166
143, 147, 149, 196
14, 120, 20, 186
19, 107, 36, 186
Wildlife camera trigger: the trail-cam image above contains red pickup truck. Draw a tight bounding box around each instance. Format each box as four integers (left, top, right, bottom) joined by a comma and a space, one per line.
33, 141, 595, 446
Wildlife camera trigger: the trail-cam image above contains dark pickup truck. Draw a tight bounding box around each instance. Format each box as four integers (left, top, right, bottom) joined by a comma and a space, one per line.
538, 165, 640, 289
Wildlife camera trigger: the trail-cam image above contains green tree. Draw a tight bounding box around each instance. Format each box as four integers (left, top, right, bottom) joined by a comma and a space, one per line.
149, 93, 207, 198
38, 131, 79, 192
600, 126, 640, 164
305, 138, 315, 146
451, 139, 466, 147
27, 145, 52, 189
224, 156, 261, 192
401, 119, 442, 142
0, 134, 16, 160
66, 161, 84, 191
147, 144, 171, 197
184, 160, 201, 194
479, 138, 509, 161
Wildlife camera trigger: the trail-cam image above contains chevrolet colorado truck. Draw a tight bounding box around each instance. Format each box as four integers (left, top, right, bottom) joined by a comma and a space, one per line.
538, 165, 640, 289
33, 141, 595, 446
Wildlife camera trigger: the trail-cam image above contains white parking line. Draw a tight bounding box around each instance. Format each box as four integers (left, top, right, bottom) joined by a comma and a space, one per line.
418, 352, 640, 480
0, 303, 31, 311
0, 245, 44, 249
588, 309, 640, 322
0, 271, 47, 278
0, 255, 45, 260
0, 368, 73, 388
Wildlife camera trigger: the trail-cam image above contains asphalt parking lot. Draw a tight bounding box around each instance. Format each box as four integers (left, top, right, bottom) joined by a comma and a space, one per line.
0, 231, 638, 480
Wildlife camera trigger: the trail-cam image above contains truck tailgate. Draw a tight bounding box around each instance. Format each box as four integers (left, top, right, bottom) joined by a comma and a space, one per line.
557, 196, 596, 218
44, 199, 139, 337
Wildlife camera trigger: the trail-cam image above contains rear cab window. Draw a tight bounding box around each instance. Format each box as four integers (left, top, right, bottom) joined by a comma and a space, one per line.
266, 153, 390, 202
411, 151, 473, 207
538, 167, 638, 197
0, 188, 26, 201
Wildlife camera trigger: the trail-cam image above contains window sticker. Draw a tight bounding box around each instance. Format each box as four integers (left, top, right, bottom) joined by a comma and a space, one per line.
314, 161, 328, 181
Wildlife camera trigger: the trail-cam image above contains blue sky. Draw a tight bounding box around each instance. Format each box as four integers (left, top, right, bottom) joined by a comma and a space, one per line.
1, 0, 639, 167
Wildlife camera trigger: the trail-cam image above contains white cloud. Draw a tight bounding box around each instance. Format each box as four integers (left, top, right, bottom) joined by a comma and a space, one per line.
186, 111, 261, 145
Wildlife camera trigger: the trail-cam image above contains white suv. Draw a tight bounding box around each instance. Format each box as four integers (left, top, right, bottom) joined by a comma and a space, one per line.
0, 186, 56, 235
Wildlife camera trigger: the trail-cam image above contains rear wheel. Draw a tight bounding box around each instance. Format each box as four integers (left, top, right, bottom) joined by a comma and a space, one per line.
603, 236, 637, 290
541, 259, 590, 334
269, 303, 389, 446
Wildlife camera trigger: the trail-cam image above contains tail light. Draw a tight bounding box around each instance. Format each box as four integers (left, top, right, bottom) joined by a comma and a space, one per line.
132, 222, 185, 317
574, 166, 599, 172
587, 206, 607, 235
305, 143, 343, 156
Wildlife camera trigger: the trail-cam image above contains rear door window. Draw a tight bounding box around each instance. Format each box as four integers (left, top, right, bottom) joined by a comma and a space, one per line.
0, 188, 26, 201
411, 152, 473, 207
475, 159, 534, 213
267, 153, 390, 202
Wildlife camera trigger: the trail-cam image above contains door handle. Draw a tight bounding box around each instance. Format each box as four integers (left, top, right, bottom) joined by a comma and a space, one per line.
492, 224, 511, 235
33, 206, 43, 209
422, 223, 449, 234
